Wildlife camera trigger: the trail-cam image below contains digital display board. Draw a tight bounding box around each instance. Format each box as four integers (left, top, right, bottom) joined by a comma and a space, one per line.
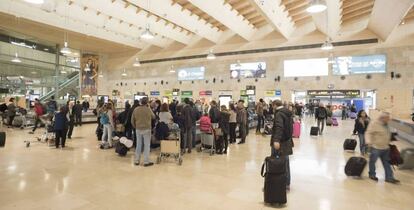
332, 54, 386, 75
230, 62, 266, 79
284, 58, 328, 77
177, 66, 205, 81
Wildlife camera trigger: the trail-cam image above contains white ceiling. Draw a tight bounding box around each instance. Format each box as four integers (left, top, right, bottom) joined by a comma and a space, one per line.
1, 0, 414, 55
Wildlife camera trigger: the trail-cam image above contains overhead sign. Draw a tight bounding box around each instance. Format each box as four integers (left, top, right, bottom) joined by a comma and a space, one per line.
332, 54, 386, 75
150, 91, 160, 96
275, 90, 282, 96
164, 90, 172, 96
199, 90, 212, 96
230, 62, 266, 79
307, 90, 360, 97
177, 66, 205, 81
181, 91, 193, 97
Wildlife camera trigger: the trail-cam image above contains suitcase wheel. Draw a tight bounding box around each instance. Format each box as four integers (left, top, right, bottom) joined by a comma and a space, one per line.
156, 156, 161, 164
210, 150, 215, 156
26, 142, 30, 147
178, 157, 183, 166
197, 147, 202, 152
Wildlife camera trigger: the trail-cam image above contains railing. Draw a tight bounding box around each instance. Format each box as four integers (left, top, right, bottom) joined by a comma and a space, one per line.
39, 72, 79, 102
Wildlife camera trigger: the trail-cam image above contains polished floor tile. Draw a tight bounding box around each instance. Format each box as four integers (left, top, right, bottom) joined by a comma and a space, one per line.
0, 117, 413, 210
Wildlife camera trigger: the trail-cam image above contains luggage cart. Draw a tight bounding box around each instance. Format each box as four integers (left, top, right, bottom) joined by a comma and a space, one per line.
156, 125, 183, 165
27, 114, 55, 147
197, 131, 215, 156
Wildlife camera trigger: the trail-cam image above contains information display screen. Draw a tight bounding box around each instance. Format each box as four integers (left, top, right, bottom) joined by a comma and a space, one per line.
177, 66, 205, 81
230, 62, 266, 79
284, 58, 328, 77
332, 54, 386, 75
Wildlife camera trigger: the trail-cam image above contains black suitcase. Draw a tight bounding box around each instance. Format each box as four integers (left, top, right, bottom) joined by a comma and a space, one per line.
310, 126, 318, 136
345, 157, 367, 176
0, 132, 5, 147
343, 139, 357, 151
261, 156, 287, 205
115, 142, 128, 156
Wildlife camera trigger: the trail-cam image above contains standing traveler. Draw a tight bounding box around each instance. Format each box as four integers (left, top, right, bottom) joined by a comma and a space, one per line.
315, 103, 328, 135
99, 104, 114, 148
158, 103, 174, 125
209, 100, 221, 129
350, 104, 357, 113
73, 101, 83, 126
256, 99, 265, 134
54, 106, 69, 148
30, 99, 44, 134
219, 105, 230, 154
127, 100, 139, 142
237, 100, 247, 144
7, 98, 16, 127
182, 98, 194, 153
82, 100, 89, 112
366, 112, 400, 184
190, 101, 201, 147
271, 100, 294, 191
117, 103, 131, 136
229, 103, 237, 144
295, 103, 303, 118
66, 101, 75, 139
309, 102, 315, 117
341, 104, 348, 120
46, 96, 58, 115
353, 110, 370, 155
131, 97, 155, 167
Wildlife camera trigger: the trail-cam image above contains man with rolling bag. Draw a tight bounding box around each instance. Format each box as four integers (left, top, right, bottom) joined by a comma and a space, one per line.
261, 100, 294, 206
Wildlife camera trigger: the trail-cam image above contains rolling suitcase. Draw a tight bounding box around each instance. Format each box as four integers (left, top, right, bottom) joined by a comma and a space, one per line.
326, 117, 333, 126
292, 121, 300, 138
0, 132, 5, 147
399, 148, 414, 170
115, 142, 128, 156
345, 157, 367, 176
332, 117, 338, 126
310, 126, 319, 136
261, 156, 287, 205
343, 138, 357, 151
349, 112, 357, 119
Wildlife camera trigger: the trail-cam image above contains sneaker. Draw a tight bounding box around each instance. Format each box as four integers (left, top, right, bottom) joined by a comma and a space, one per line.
134, 162, 140, 166
29, 131, 34, 134
385, 179, 401, 184
143, 162, 154, 167
187, 149, 191, 154
223, 150, 227, 154
369, 176, 379, 182
237, 141, 245, 145
286, 185, 290, 191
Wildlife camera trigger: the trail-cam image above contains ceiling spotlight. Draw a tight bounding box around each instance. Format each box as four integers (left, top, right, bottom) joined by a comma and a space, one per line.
169, 65, 175, 73
206, 49, 216, 60
11, 53, 22, 63
121, 68, 127, 77
141, 24, 154, 40
401, 21, 406, 25
307, 0, 327, 13
60, 68, 67, 74
321, 39, 333, 50
133, 57, 141, 67
235, 60, 242, 68
24, 0, 44, 4
31, 71, 38, 74
60, 41, 71, 54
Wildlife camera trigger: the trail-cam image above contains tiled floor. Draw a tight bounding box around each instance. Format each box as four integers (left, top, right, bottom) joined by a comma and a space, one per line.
0, 117, 413, 210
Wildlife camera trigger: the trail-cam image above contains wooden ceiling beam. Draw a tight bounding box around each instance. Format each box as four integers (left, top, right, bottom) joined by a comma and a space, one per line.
341, 0, 373, 9
342, 3, 374, 16
342, 7, 372, 20
342, 10, 371, 22
283, 0, 308, 12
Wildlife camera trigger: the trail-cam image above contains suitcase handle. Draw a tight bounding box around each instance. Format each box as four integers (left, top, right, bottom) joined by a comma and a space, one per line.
261, 161, 266, 178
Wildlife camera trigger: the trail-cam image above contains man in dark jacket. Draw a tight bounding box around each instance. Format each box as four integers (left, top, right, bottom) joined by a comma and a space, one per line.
190, 101, 200, 148
271, 100, 294, 190
127, 100, 140, 143
209, 100, 221, 128
73, 101, 83, 127
182, 98, 193, 153
315, 103, 328, 135
237, 100, 247, 144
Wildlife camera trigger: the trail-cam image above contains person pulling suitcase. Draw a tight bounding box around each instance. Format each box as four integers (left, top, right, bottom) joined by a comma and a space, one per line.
262, 100, 294, 206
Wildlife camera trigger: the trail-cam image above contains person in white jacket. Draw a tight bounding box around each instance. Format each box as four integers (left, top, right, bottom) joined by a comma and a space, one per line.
366, 112, 400, 184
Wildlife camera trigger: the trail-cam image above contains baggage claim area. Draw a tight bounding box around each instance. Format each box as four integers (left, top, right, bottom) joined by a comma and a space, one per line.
1, 0, 414, 209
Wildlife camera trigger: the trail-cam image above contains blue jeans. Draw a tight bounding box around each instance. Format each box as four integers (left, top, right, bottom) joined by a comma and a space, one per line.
271, 148, 291, 186
358, 133, 367, 155
102, 124, 113, 146
135, 129, 151, 164
369, 148, 394, 180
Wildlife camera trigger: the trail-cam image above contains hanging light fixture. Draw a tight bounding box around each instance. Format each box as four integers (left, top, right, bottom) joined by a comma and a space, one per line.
60, 41, 71, 54
235, 60, 242, 68
141, 24, 155, 40
141, 0, 154, 39
11, 53, 22, 63
24, 0, 44, 4
206, 49, 216, 60
169, 65, 175, 73
307, 0, 327, 13
60, 3, 71, 54
321, 38, 333, 50
133, 57, 141, 67
327, 53, 335, 64
121, 68, 127, 77
60, 67, 67, 74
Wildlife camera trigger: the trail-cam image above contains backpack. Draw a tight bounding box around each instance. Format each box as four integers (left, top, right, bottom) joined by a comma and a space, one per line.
100, 112, 110, 125
210, 107, 220, 123
318, 108, 326, 119
155, 122, 170, 140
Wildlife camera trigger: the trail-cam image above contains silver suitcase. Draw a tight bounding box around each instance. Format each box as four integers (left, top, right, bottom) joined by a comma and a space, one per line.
399, 148, 414, 170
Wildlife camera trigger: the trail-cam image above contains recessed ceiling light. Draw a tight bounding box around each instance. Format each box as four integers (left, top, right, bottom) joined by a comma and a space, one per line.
133, 58, 141, 67
24, 0, 44, 4
44, 48, 49, 51
206, 49, 216, 60
141, 24, 154, 39
11, 53, 22, 63
321, 39, 333, 50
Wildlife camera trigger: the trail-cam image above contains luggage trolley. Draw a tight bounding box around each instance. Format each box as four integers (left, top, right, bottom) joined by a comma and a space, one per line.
197, 130, 216, 156
27, 114, 55, 147
156, 124, 183, 165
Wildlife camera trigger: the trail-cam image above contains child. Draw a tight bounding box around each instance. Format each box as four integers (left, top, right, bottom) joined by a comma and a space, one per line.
54, 106, 68, 148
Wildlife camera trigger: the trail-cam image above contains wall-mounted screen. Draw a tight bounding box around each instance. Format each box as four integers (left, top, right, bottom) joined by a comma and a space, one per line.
332, 54, 386, 75
284, 58, 328, 77
177, 66, 205, 81
230, 62, 266, 79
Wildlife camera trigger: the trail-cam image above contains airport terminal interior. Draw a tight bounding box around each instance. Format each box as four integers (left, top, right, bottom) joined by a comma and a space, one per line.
1, 0, 414, 209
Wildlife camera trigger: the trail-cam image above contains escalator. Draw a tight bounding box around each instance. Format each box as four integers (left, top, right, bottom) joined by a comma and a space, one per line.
39, 71, 80, 102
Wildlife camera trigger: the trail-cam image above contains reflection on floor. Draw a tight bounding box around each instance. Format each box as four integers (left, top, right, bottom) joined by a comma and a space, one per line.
0, 117, 413, 210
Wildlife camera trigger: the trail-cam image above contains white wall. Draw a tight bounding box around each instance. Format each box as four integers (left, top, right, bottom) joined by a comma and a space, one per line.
99, 45, 414, 118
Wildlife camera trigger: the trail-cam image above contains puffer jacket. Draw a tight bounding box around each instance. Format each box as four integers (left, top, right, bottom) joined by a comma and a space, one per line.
199, 115, 212, 133
271, 107, 294, 156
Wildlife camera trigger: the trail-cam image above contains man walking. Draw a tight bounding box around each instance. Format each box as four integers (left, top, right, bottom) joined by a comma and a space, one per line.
182, 98, 194, 153
237, 100, 247, 144
73, 101, 83, 126
315, 103, 328, 135
271, 100, 294, 190
132, 97, 155, 167
366, 112, 400, 184
256, 98, 264, 134
29, 99, 43, 134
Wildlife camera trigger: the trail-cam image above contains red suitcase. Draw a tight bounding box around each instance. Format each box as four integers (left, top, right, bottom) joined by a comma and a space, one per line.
292, 121, 300, 138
